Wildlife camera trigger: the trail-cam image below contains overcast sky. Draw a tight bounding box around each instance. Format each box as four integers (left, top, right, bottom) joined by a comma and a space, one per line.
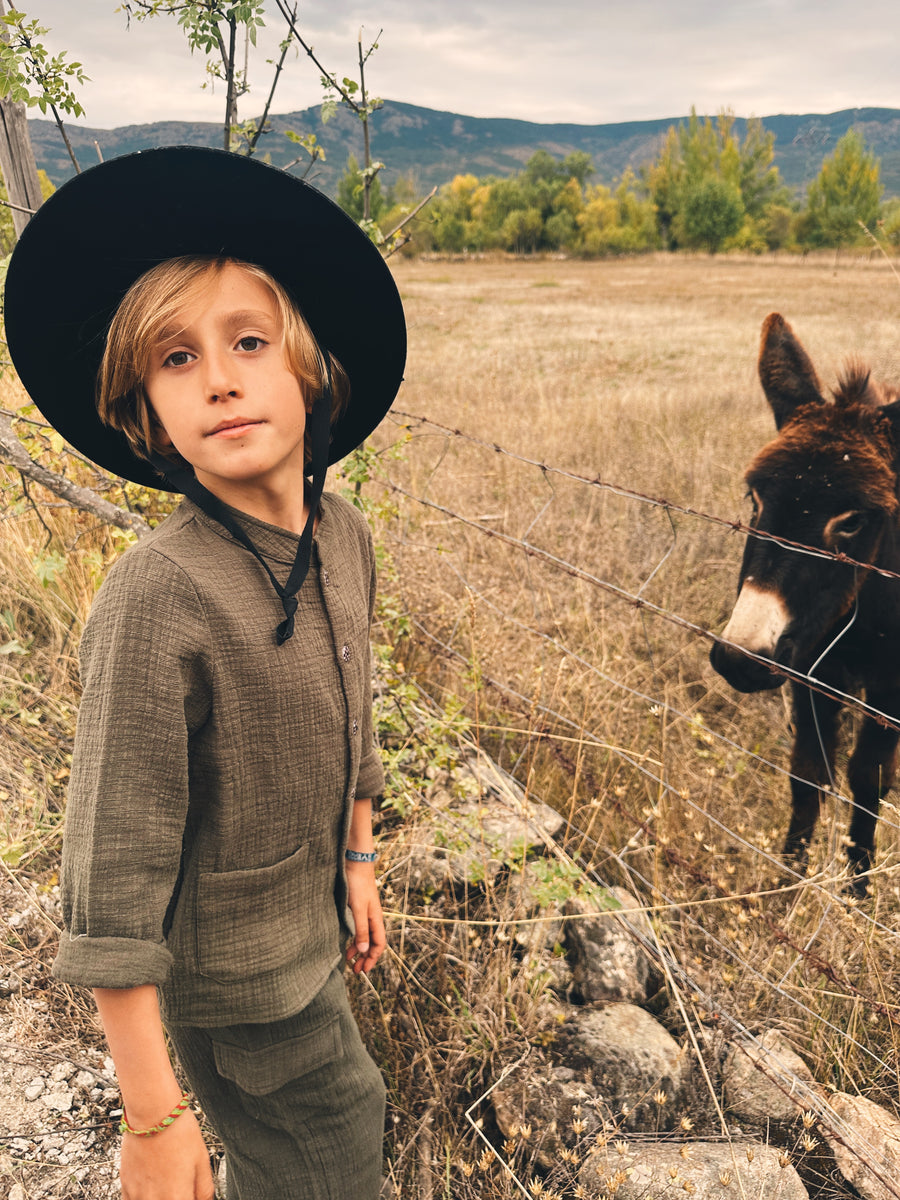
20, 1, 900, 130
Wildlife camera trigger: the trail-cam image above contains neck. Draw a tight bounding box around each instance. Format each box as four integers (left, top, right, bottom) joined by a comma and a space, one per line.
193, 471, 311, 535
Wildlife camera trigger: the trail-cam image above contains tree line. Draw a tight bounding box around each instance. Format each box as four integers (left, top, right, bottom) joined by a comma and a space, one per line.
340, 110, 897, 257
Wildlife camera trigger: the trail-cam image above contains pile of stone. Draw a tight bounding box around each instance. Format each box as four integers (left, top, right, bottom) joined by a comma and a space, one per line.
399, 752, 900, 1200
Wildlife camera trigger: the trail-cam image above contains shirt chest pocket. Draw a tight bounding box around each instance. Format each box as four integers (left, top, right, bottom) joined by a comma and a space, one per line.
195, 843, 321, 982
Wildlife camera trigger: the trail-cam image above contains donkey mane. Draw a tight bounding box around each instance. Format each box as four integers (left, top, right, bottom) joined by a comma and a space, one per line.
834, 359, 900, 408
833, 359, 874, 407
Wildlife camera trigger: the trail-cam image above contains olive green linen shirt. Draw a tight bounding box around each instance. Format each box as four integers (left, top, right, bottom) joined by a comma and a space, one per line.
52, 492, 385, 1027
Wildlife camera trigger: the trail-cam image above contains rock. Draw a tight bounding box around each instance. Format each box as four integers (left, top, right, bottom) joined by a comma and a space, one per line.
501, 863, 565, 954
821, 1092, 900, 1200
42, 1089, 74, 1112
492, 1062, 604, 1172
24, 1079, 45, 1101
579, 1139, 808, 1199
564, 888, 662, 1004
50, 1060, 75, 1083
521, 949, 574, 999
723, 1029, 817, 1124
402, 751, 565, 890
73, 1069, 96, 1090
9, 1185, 26, 1200
561, 1003, 689, 1131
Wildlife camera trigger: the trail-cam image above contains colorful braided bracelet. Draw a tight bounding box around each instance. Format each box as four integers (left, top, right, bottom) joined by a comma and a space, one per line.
119, 1092, 192, 1137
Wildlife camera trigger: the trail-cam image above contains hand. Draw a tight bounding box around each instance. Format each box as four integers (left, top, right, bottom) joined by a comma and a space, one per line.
345, 860, 387, 974
120, 1108, 215, 1200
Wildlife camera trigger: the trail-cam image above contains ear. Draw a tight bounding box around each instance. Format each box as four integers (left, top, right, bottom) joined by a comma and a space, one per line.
758, 313, 826, 430
878, 400, 900, 475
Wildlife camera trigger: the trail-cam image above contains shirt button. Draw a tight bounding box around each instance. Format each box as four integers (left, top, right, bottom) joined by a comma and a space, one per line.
342, 644, 351, 662
351, 719, 359, 735
323, 569, 330, 585
349, 786, 357, 800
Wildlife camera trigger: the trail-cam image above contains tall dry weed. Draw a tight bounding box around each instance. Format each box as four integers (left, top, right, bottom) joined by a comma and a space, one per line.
374, 252, 900, 1131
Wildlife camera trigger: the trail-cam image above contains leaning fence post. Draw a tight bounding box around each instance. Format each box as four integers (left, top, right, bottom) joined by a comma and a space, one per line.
0, 0, 44, 239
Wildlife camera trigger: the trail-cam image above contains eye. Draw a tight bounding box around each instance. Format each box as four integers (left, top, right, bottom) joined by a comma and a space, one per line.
237, 335, 266, 352
163, 349, 193, 368
825, 510, 869, 545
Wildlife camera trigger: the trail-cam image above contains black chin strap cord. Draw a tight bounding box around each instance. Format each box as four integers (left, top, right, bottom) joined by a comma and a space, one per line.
149, 374, 333, 646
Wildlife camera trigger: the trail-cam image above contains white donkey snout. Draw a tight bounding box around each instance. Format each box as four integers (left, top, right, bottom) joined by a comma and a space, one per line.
721, 580, 790, 656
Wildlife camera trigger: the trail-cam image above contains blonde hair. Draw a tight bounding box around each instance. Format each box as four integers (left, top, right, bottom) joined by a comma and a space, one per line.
96, 255, 349, 467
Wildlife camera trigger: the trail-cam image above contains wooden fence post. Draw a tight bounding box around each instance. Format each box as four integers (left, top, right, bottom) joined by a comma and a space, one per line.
0, 0, 44, 238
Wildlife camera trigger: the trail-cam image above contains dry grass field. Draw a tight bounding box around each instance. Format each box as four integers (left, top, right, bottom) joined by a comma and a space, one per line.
4, 250, 900, 1197
376, 252, 900, 1107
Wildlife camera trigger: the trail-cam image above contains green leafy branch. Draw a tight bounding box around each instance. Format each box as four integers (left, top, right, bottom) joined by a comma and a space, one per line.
119, 1, 270, 151
0, 6, 88, 172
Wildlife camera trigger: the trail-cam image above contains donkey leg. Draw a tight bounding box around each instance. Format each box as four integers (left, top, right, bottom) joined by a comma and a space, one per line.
845, 695, 900, 888
784, 683, 840, 864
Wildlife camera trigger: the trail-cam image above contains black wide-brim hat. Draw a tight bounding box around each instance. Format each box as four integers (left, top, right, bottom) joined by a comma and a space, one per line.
4, 145, 406, 491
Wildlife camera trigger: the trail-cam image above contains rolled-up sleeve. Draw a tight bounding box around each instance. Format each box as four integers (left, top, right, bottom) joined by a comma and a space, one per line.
53, 548, 212, 989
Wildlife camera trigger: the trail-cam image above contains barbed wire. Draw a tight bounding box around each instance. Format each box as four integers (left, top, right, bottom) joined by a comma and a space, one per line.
385, 477, 900, 736
390, 410, 900, 583
376, 409, 900, 1176
405, 545, 900, 838
404, 612, 900, 947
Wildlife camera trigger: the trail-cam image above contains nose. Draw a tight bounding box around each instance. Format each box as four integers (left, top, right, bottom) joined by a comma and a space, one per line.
203, 348, 241, 402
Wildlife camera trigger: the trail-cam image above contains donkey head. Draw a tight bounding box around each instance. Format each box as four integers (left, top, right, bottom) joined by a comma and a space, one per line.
710, 314, 900, 693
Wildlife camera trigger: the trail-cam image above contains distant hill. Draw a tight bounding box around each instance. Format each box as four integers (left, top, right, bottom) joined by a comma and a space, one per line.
27, 101, 900, 200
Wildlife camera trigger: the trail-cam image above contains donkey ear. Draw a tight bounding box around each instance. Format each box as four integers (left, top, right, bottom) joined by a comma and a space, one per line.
878, 400, 900, 473
758, 313, 826, 430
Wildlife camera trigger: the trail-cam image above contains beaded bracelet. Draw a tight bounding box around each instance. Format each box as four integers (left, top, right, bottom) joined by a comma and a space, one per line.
119, 1092, 192, 1138
345, 848, 377, 862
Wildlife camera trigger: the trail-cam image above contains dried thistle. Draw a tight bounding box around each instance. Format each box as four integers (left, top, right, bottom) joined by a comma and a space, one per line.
607, 1169, 628, 1192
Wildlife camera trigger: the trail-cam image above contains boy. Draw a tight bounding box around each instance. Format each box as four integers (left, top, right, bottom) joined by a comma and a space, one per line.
4, 147, 407, 1200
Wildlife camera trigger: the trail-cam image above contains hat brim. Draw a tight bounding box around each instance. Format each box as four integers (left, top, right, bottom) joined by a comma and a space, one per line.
4, 146, 406, 491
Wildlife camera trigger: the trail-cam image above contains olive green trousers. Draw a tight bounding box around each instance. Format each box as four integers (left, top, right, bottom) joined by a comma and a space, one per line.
167, 968, 386, 1200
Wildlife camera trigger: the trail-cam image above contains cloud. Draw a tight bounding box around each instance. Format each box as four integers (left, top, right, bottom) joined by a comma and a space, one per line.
22, 0, 900, 130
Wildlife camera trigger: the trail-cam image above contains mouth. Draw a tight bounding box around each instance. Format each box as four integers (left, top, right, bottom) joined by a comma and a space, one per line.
206, 418, 264, 438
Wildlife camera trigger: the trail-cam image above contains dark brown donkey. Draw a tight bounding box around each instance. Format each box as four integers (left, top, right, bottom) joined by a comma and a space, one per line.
710, 313, 900, 889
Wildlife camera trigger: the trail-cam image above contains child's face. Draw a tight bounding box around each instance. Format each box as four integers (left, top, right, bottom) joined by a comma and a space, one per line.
144, 263, 309, 504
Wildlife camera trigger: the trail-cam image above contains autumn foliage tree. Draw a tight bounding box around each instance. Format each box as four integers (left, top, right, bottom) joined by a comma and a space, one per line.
798, 128, 883, 248
645, 108, 789, 252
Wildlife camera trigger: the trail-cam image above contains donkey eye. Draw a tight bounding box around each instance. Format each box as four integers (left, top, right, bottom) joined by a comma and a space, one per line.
832, 511, 866, 538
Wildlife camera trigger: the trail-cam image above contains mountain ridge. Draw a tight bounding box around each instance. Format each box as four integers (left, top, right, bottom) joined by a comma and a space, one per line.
27, 101, 900, 199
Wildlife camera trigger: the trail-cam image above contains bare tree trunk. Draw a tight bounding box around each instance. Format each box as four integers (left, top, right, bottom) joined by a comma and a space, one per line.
358, 30, 372, 222
0, 0, 43, 237
224, 14, 237, 151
